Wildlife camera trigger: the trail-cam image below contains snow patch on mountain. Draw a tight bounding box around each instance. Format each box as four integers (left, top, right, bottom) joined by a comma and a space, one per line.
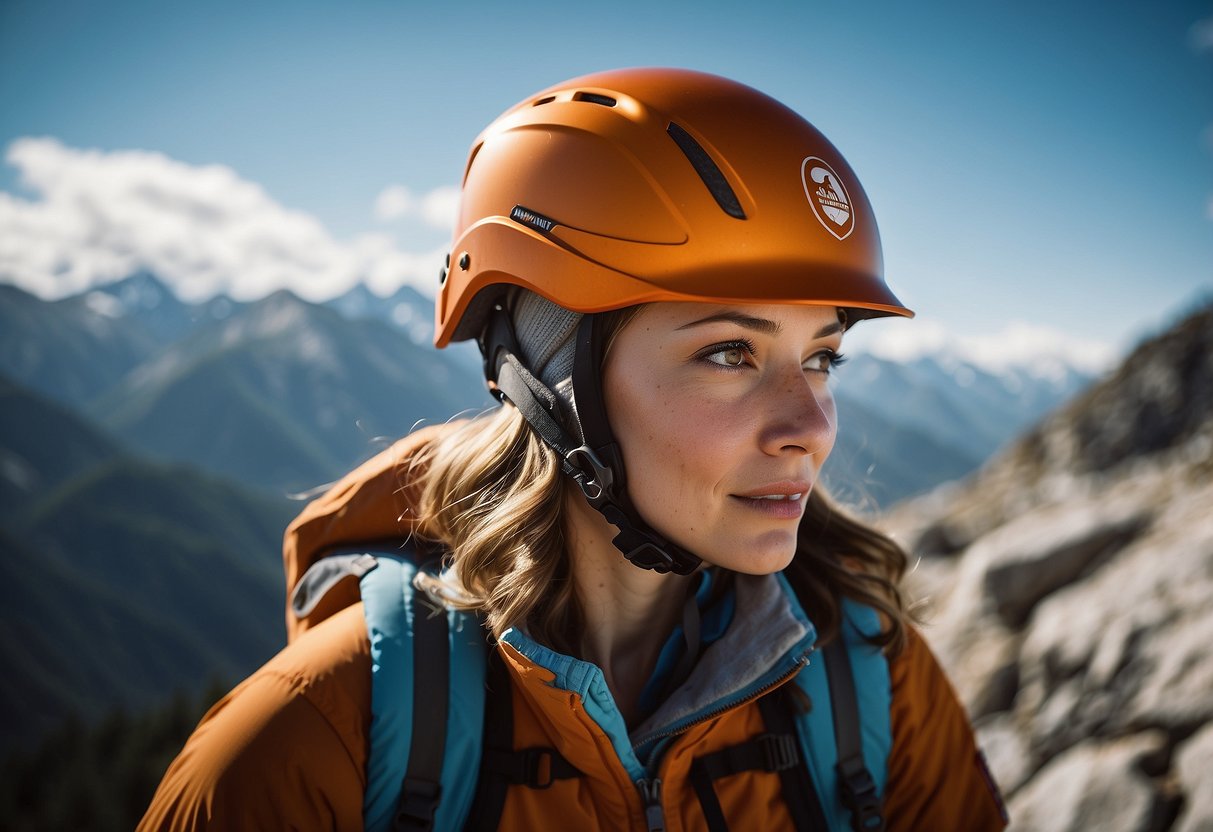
847, 317, 1119, 382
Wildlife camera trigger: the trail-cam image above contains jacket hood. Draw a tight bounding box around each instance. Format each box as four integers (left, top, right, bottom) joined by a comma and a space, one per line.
282, 423, 456, 642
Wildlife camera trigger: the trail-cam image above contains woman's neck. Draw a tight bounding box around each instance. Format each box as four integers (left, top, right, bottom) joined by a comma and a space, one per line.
563, 489, 696, 728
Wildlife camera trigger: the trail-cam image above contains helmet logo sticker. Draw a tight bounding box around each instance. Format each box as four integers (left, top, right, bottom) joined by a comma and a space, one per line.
801, 157, 854, 240
510, 204, 559, 234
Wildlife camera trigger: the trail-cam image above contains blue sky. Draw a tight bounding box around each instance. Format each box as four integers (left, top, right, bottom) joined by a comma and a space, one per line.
1, 0, 1210, 360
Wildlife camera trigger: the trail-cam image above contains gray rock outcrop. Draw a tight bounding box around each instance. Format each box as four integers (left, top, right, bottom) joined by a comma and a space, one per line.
884, 302, 1213, 832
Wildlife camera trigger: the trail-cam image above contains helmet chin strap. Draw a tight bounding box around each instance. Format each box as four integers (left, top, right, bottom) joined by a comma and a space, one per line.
481, 305, 702, 575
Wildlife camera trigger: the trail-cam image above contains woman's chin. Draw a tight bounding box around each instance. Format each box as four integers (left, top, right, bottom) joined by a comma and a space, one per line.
695, 532, 799, 575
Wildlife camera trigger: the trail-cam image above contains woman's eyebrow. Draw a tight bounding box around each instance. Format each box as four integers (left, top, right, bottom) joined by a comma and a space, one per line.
676, 313, 844, 340
814, 320, 844, 339
676, 312, 781, 334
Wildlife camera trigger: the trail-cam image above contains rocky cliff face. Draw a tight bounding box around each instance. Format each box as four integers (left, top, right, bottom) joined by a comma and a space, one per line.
886, 302, 1213, 831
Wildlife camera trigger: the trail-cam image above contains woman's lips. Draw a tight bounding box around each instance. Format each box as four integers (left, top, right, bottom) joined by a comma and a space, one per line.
730, 482, 811, 519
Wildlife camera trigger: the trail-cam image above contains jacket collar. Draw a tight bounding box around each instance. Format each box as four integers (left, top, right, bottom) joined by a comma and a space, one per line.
501, 569, 816, 769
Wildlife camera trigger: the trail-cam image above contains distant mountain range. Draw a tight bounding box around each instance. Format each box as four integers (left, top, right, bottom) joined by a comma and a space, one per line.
1, 273, 491, 496
0, 375, 294, 751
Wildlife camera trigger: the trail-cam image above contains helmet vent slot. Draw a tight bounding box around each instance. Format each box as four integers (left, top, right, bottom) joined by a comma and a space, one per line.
533, 95, 556, 106
573, 91, 617, 107
666, 122, 746, 219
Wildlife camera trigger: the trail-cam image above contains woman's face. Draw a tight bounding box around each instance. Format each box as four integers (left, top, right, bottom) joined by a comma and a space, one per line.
603, 302, 844, 574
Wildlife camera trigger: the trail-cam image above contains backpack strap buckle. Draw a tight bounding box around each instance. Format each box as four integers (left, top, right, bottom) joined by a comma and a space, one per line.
837, 757, 884, 831
481, 745, 583, 791
394, 777, 442, 831
759, 733, 800, 772
521, 748, 559, 789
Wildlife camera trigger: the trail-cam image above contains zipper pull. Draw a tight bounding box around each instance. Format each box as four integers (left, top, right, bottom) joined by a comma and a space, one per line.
637, 778, 665, 832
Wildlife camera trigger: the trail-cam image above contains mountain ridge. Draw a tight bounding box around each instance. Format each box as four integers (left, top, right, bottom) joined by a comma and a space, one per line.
0, 375, 294, 752
85, 284, 491, 494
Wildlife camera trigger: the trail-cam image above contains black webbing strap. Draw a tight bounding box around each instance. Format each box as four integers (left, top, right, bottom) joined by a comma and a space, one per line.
488, 310, 699, 575
495, 357, 578, 462
758, 689, 830, 832
464, 649, 584, 830
824, 639, 885, 832
392, 576, 449, 831
569, 315, 702, 575
493, 352, 625, 519
479, 746, 583, 789
689, 690, 808, 832
481, 302, 582, 475
464, 648, 513, 831
650, 580, 706, 708
569, 313, 622, 475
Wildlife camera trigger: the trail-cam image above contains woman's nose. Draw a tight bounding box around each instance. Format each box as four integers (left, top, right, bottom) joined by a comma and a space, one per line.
755, 370, 837, 458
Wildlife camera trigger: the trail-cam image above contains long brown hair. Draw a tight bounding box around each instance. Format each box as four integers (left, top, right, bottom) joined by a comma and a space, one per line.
411, 404, 580, 654
789, 491, 909, 655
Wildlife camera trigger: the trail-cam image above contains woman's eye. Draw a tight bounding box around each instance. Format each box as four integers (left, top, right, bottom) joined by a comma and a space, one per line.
805, 349, 847, 374
705, 346, 748, 367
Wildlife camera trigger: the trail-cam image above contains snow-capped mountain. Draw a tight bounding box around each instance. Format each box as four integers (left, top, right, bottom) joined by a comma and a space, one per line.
835, 351, 1098, 466
324, 282, 435, 345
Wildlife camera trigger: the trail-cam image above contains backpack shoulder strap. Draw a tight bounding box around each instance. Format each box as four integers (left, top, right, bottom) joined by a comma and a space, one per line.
293, 548, 486, 832
359, 551, 488, 832
464, 646, 513, 830
360, 551, 488, 832
465, 646, 585, 830
824, 637, 885, 832
392, 563, 448, 831
789, 599, 893, 832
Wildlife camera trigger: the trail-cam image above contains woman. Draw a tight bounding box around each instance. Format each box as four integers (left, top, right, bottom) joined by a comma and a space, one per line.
141, 68, 1007, 831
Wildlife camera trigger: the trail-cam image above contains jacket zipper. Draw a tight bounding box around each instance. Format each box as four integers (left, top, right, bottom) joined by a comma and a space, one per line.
632, 650, 813, 750
636, 777, 665, 832
626, 651, 812, 830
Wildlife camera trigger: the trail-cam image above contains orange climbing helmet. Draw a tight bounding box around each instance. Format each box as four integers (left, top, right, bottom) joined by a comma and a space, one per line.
435, 66, 912, 348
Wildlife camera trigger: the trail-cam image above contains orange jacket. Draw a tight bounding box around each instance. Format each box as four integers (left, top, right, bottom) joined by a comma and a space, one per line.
140, 425, 1007, 831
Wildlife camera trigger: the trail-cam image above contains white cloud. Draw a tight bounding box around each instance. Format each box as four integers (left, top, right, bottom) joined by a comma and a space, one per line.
0, 137, 447, 302
420, 186, 460, 231
848, 316, 1119, 377
373, 184, 413, 221
373, 183, 460, 231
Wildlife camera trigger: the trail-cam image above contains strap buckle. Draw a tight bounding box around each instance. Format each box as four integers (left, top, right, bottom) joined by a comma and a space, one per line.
565, 445, 615, 504
758, 733, 800, 772
394, 777, 441, 831
600, 503, 695, 575
486, 745, 581, 789
837, 757, 884, 831
521, 748, 560, 789
619, 539, 677, 573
